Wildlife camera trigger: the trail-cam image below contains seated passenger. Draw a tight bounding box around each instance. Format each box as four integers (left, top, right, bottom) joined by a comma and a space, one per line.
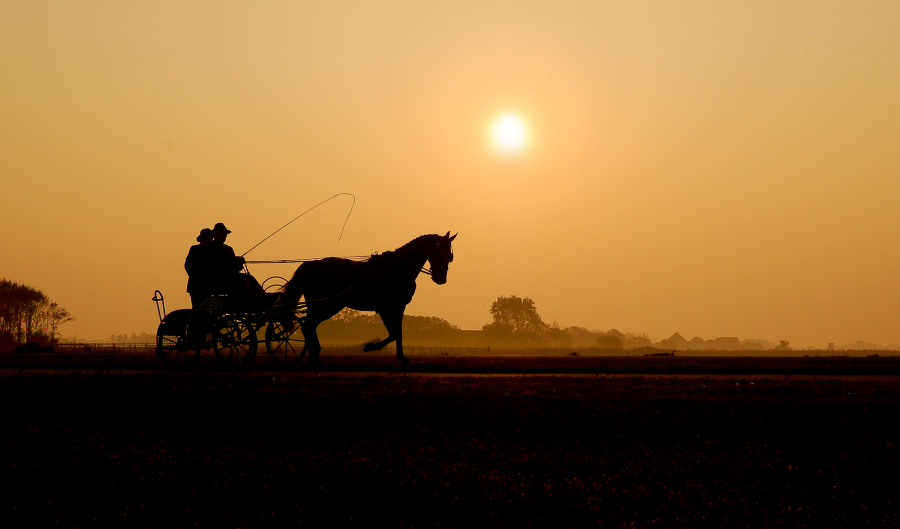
185, 228, 215, 309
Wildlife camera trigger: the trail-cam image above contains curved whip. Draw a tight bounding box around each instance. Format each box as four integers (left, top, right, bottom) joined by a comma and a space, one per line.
241, 193, 355, 258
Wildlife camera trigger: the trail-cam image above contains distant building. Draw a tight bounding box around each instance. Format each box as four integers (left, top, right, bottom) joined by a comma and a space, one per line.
657, 332, 689, 350
689, 337, 707, 350
658, 334, 766, 351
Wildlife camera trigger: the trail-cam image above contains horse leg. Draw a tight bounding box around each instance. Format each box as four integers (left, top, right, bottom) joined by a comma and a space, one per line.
367, 310, 408, 364
301, 306, 343, 365
300, 320, 322, 366
395, 324, 409, 365
362, 311, 398, 352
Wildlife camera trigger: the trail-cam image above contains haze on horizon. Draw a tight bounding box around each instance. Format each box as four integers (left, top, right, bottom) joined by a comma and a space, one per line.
2, 2, 899, 348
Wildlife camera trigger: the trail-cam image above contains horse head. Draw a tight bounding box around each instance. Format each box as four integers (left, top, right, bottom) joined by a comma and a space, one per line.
427, 232, 456, 285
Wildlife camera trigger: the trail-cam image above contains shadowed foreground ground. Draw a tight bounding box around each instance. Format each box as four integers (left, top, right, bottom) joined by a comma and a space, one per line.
2, 370, 898, 527
4, 350, 900, 375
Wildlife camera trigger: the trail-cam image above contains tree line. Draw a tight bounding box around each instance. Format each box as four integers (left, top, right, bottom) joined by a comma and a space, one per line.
317, 309, 465, 346
109, 332, 157, 344
480, 295, 650, 349
0, 278, 73, 349
316, 294, 648, 349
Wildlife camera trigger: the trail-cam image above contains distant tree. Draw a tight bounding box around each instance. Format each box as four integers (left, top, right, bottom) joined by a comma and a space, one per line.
402, 315, 460, 333
108, 331, 155, 344
0, 278, 73, 347
486, 295, 546, 334
317, 308, 463, 346
742, 340, 766, 350
775, 340, 792, 351
565, 326, 605, 347
597, 330, 624, 349
623, 332, 652, 349
400, 314, 462, 345
482, 295, 550, 346
329, 308, 374, 326
317, 308, 382, 344
545, 321, 571, 348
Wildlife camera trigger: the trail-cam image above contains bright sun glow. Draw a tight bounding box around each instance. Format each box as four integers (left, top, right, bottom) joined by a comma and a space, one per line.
490, 113, 528, 154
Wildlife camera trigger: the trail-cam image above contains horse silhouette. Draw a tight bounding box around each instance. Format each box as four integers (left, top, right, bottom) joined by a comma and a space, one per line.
280, 232, 456, 364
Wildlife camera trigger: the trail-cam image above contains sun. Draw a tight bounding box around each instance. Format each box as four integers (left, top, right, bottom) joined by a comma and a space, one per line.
490, 113, 528, 154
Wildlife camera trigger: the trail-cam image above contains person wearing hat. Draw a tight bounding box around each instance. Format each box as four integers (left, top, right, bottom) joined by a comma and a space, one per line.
209, 222, 256, 299
185, 228, 216, 309
210, 222, 244, 273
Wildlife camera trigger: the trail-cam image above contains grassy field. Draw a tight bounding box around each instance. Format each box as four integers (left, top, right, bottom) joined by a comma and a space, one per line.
3, 349, 900, 376
2, 362, 899, 527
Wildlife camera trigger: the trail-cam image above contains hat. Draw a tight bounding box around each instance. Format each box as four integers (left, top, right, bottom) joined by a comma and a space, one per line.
212, 222, 232, 234
196, 228, 213, 242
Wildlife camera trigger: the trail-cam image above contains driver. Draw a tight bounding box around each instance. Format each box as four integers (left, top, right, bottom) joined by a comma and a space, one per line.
210, 222, 262, 300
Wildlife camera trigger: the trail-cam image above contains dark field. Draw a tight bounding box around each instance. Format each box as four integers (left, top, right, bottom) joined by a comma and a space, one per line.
2, 356, 899, 527
4, 348, 900, 375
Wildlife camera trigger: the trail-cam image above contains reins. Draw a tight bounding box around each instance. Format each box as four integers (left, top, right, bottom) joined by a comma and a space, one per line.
249, 258, 433, 277
247, 257, 433, 276
245, 256, 370, 264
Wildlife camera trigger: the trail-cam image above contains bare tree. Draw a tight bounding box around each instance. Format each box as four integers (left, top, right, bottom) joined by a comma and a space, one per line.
0, 279, 73, 346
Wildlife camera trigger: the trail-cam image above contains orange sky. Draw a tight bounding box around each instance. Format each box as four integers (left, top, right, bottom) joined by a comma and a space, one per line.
3, 2, 899, 347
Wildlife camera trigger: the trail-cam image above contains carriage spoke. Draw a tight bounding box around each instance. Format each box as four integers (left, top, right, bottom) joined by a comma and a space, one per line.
157, 333, 199, 365
156, 309, 200, 366
264, 316, 305, 362
214, 315, 258, 368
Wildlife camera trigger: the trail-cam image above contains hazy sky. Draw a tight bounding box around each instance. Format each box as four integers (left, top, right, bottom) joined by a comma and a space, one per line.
3, 1, 899, 347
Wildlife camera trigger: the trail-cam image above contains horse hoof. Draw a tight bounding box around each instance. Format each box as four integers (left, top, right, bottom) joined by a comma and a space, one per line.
363, 343, 377, 352
397, 357, 410, 365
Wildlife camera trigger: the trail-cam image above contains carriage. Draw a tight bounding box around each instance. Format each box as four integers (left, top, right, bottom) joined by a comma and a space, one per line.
153, 231, 457, 367
152, 278, 306, 367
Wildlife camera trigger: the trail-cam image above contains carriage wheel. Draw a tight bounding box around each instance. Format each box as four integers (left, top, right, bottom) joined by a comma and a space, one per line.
264, 316, 306, 362
156, 309, 199, 365
156, 333, 200, 365
213, 315, 258, 367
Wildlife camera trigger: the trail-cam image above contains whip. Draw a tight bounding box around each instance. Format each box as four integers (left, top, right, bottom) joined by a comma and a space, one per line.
241, 193, 355, 258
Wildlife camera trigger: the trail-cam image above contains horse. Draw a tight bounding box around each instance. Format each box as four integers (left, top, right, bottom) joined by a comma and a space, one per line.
280, 232, 456, 364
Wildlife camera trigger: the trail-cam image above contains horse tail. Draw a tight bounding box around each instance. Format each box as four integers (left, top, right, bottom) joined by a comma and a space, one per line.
280, 262, 307, 306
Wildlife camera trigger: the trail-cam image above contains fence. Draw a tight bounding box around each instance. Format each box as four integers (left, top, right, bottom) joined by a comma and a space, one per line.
54, 342, 157, 353
319, 345, 490, 355
49, 342, 490, 356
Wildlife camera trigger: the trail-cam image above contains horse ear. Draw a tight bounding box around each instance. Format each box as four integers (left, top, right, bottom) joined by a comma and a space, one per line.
444, 231, 450, 238
448, 232, 457, 242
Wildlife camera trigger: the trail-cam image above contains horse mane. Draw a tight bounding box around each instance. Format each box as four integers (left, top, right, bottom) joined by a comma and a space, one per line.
366, 234, 442, 266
